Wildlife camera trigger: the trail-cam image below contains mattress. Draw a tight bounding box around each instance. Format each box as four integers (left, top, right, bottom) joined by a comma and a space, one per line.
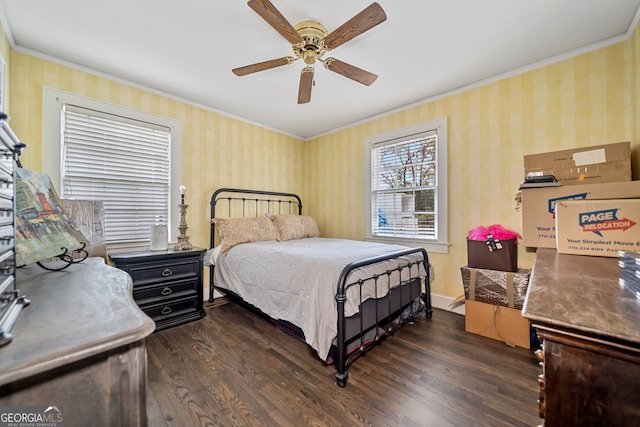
210, 237, 426, 360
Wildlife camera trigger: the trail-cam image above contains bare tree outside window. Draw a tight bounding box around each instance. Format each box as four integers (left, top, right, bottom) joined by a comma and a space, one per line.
373, 135, 437, 238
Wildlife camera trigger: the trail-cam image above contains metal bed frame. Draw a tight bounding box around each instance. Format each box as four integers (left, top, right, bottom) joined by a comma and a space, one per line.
209, 188, 432, 386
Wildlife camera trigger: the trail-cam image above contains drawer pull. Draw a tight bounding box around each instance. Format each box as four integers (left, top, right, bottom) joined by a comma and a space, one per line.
161, 287, 172, 296
161, 268, 173, 277
538, 373, 546, 419
161, 306, 172, 315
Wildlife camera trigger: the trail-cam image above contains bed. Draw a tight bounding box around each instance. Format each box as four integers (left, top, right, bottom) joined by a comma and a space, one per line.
207, 188, 432, 386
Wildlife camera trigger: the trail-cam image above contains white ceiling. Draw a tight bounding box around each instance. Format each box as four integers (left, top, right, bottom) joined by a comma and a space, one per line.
1, 0, 639, 139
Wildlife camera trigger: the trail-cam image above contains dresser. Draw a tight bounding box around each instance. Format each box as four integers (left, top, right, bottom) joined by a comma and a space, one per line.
0, 258, 155, 426
109, 247, 206, 331
522, 248, 640, 426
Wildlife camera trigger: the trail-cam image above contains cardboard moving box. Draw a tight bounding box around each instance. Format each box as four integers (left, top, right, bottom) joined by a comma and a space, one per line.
555, 198, 640, 257
521, 180, 640, 248
524, 141, 631, 186
464, 299, 530, 349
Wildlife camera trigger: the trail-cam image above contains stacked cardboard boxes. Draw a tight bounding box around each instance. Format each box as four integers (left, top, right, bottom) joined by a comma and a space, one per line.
463, 231, 531, 349
521, 141, 639, 257
467, 141, 636, 347
521, 180, 640, 249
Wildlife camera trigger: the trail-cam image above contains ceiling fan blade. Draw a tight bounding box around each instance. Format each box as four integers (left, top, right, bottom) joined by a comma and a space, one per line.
323, 58, 378, 86
323, 2, 387, 50
298, 66, 314, 104
247, 0, 304, 45
232, 56, 295, 76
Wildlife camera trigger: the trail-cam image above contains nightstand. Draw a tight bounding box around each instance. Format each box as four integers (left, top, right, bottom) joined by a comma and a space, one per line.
109, 247, 206, 331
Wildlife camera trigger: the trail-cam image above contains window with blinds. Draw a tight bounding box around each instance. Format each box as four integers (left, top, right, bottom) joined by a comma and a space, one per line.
61, 104, 171, 251
365, 117, 448, 252
371, 131, 437, 238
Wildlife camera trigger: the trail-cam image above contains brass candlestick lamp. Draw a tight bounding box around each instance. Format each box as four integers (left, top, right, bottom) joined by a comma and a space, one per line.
174, 185, 193, 251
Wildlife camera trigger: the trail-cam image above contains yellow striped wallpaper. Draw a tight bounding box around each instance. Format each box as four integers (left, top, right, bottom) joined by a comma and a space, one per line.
305, 27, 639, 299
2, 20, 639, 301
6, 52, 305, 257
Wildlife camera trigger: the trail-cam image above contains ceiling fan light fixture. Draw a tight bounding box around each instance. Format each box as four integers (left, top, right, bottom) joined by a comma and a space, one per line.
294, 20, 328, 42
235, 0, 386, 104
292, 20, 328, 64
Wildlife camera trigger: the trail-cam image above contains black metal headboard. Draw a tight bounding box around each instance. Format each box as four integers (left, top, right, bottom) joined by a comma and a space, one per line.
209, 188, 302, 250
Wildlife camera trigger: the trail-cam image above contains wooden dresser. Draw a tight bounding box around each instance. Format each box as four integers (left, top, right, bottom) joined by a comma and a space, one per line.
0, 258, 155, 426
522, 248, 640, 426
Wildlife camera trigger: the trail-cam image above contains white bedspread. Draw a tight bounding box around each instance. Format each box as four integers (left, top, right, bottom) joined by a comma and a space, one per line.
213, 237, 426, 361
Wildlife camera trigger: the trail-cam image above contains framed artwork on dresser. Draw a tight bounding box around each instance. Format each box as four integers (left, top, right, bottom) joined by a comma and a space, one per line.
14, 168, 87, 266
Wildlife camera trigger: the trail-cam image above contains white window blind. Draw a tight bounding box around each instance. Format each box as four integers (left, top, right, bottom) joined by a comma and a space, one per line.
61, 104, 171, 251
371, 130, 438, 239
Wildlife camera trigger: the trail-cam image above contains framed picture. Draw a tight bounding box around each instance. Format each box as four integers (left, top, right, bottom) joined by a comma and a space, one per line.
14, 168, 87, 266
59, 199, 106, 260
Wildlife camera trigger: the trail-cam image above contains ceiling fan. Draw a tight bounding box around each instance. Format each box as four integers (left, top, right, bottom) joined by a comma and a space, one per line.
232, 0, 387, 104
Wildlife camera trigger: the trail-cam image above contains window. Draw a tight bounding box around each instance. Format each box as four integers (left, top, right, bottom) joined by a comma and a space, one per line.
365, 118, 448, 254
43, 88, 181, 252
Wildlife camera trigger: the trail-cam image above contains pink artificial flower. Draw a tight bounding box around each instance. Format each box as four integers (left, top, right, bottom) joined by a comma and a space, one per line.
468, 224, 521, 241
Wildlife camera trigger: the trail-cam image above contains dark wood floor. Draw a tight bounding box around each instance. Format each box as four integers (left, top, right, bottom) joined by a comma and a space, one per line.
146, 301, 541, 427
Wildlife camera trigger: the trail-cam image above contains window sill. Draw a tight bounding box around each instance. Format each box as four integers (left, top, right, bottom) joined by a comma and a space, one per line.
364, 236, 450, 254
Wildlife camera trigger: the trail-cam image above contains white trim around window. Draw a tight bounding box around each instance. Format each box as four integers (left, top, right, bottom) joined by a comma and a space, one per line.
42, 87, 182, 252
364, 117, 449, 254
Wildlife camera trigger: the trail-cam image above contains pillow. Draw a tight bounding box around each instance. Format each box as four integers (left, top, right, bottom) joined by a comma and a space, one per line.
212, 217, 277, 254
269, 215, 320, 241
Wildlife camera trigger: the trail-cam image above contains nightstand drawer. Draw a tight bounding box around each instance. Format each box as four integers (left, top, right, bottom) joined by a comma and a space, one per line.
128, 260, 199, 285
142, 295, 199, 320
133, 278, 197, 303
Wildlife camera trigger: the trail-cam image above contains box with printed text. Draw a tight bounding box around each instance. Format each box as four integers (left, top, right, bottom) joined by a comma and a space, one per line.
555, 198, 640, 257
520, 180, 640, 248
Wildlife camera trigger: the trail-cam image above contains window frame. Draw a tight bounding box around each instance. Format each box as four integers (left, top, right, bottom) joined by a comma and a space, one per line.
364, 117, 449, 254
42, 87, 182, 253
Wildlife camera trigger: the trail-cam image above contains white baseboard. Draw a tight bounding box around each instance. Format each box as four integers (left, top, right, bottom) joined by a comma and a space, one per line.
430, 293, 466, 315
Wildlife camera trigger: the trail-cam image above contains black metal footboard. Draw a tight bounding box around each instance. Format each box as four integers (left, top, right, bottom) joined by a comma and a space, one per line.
334, 247, 431, 387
